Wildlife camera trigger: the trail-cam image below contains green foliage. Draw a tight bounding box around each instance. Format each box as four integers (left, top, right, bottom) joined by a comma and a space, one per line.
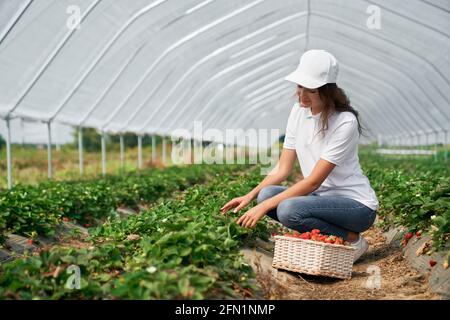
0, 165, 265, 299
360, 152, 450, 251
0, 165, 228, 244
0, 148, 448, 299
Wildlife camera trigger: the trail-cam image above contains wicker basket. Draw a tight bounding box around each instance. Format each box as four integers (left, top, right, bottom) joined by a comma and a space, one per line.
272, 235, 356, 279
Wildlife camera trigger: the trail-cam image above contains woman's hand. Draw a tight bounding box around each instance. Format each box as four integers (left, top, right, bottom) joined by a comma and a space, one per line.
236, 204, 268, 228
220, 193, 254, 214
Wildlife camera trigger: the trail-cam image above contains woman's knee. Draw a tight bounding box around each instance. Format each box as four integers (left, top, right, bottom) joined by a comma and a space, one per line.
358, 210, 377, 232
276, 198, 302, 227
256, 185, 284, 204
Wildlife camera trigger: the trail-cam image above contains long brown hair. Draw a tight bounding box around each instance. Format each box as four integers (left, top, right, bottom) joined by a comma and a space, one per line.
295, 83, 365, 138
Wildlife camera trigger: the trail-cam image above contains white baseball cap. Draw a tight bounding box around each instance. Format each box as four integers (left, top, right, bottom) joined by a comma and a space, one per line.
284, 49, 339, 89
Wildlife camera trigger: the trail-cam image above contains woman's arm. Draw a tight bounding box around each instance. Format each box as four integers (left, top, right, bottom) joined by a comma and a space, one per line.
247, 148, 299, 200
236, 158, 336, 228
261, 158, 335, 211
220, 148, 298, 214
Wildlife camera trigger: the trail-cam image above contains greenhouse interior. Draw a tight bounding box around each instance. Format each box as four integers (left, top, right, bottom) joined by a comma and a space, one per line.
0, 0, 449, 306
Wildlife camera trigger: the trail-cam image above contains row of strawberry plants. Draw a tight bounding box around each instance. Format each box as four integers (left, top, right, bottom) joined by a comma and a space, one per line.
0, 164, 240, 246
0, 165, 269, 299
359, 153, 449, 251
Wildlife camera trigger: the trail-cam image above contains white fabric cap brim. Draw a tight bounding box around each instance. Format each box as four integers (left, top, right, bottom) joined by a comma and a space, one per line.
284, 71, 326, 89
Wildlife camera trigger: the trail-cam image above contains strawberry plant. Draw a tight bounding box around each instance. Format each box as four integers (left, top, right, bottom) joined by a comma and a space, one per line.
0, 164, 269, 299
0, 149, 448, 299
0, 165, 235, 245
360, 152, 449, 252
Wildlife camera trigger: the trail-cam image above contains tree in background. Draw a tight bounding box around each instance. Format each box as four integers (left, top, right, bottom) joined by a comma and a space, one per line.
110, 133, 138, 148
0, 134, 5, 150
73, 128, 163, 151
72, 128, 104, 152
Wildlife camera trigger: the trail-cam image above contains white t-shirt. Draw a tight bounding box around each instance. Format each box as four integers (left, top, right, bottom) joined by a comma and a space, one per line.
283, 102, 379, 211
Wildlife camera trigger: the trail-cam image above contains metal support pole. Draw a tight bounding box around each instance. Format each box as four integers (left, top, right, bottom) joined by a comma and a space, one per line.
101, 132, 106, 176
162, 137, 167, 165
408, 133, 413, 157
78, 127, 84, 175
415, 133, 420, 159
6, 118, 12, 189
119, 134, 124, 171
422, 132, 426, 154
434, 131, 438, 162
151, 135, 156, 163
194, 139, 202, 164
47, 122, 52, 179
444, 130, 448, 163
137, 134, 142, 169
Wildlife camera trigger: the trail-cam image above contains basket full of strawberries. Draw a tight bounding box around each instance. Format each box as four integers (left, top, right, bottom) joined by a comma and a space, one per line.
272, 229, 356, 279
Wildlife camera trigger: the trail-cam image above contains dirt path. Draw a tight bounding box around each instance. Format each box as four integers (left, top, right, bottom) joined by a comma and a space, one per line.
241, 224, 442, 300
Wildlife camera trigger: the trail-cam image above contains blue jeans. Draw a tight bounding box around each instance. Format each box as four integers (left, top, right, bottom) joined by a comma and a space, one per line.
257, 185, 377, 240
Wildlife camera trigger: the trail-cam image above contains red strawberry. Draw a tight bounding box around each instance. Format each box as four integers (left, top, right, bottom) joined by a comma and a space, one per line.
311, 229, 321, 235
300, 232, 311, 240
429, 260, 437, 267
62, 217, 70, 222
405, 233, 413, 240
335, 238, 344, 245
27, 239, 34, 245
325, 236, 336, 244
84, 223, 91, 228
416, 231, 422, 238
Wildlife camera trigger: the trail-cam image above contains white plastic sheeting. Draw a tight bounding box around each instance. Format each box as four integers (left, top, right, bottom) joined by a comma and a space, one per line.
0, 0, 449, 144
